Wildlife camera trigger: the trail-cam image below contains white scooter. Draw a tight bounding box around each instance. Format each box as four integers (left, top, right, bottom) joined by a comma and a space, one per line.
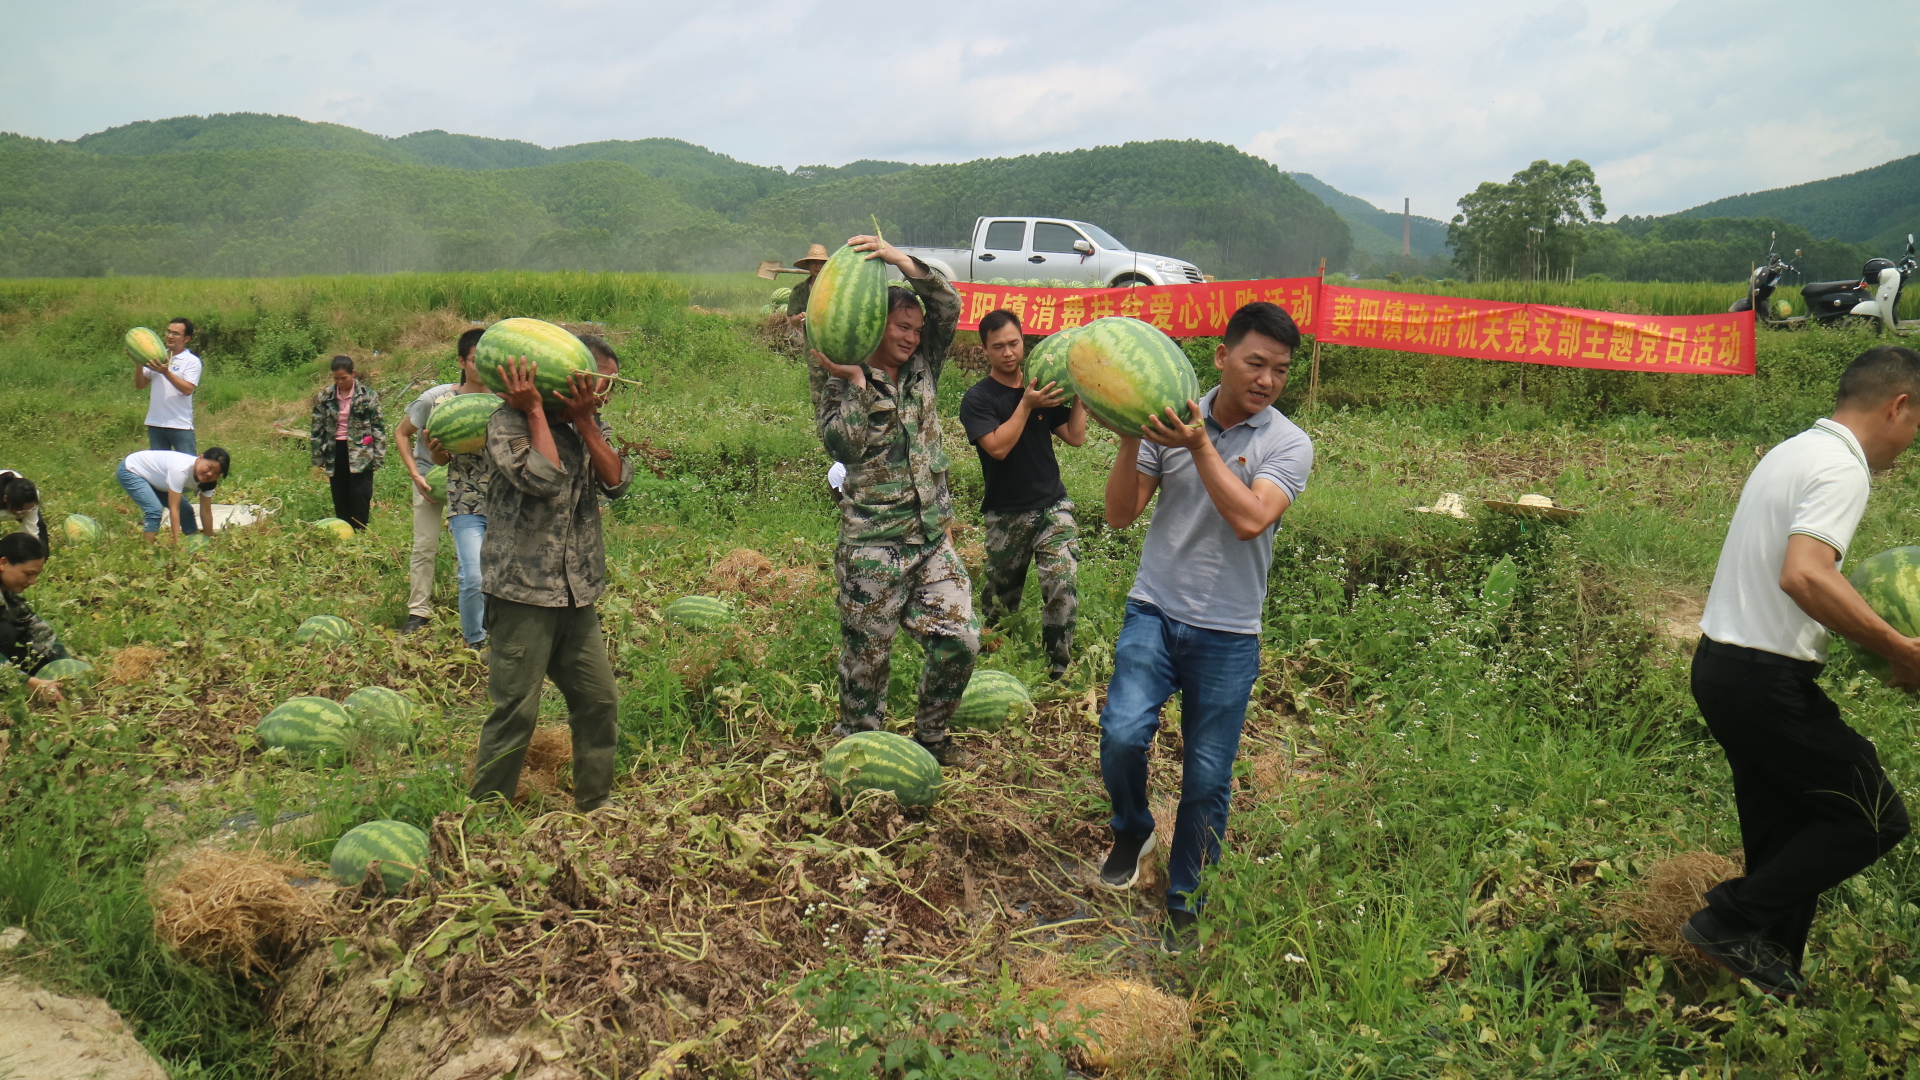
1795, 234, 1918, 334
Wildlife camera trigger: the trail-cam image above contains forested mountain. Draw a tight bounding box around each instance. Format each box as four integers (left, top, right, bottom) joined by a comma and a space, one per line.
1677, 152, 1920, 250
1286, 173, 1449, 259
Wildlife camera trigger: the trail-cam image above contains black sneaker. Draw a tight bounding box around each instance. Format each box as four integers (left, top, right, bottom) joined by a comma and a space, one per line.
917, 737, 974, 769
1681, 909, 1803, 998
1161, 908, 1200, 956
402, 615, 430, 635
1099, 830, 1157, 890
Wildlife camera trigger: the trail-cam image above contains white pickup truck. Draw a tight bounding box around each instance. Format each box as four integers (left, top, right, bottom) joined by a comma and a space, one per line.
894, 217, 1205, 288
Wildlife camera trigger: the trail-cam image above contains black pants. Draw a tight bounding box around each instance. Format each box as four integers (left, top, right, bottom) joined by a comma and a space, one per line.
330, 439, 373, 530
1691, 638, 1910, 971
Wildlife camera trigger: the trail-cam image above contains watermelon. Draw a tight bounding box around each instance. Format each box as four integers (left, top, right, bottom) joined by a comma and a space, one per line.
295, 614, 355, 645
63, 514, 100, 543
329, 820, 428, 893
423, 465, 448, 506
1846, 546, 1920, 682
125, 327, 166, 365
342, 686, 415, 737
954, 669, 1032, 729
1066, 317, 1200, 435
805, 243, 889, 365
473, 318, 595, 405
771, 286, 793, 306
313, 518, 354, 541
257, 696, 352, 757
425, 392, 501, 456
1771, 298, 1794, 320
36, 658, 94, 686
822, 730, 942, 809
1024, 327, 1080, 407
664, 595, 736, 630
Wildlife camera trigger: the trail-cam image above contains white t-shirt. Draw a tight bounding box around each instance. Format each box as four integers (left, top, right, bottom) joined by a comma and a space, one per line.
0, 469, 37, 535
122, 450, 202, 495
145, 349, 202, 430
1699, 418, 1871, 661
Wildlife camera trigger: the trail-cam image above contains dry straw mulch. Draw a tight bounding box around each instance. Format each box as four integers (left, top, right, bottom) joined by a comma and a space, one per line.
152, 849, 328, 977
1063, 979, 1191, 1072
1611, 850, 1744, 969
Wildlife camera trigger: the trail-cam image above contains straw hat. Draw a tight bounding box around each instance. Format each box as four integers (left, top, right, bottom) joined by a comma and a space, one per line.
794, 243, 831, 269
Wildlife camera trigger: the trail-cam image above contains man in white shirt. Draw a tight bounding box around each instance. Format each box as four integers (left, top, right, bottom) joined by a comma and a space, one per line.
137, 318, 201, 453
1688, 345, 1920, 997
115, 448, 230, 543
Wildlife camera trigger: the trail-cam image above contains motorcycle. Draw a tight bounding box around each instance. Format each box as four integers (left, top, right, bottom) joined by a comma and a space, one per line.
1731, 231, 1918, 333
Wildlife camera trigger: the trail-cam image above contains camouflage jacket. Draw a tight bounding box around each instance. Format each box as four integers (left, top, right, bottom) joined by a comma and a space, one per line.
809, 264, 960, 546
445, 450, 491, 518
1, 590, 67, 678
309, 381, 389, 473
480, 406, 633, 608
786, 275, 814, 317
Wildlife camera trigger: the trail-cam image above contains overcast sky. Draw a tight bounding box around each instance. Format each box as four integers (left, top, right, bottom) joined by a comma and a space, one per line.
4, 0, 1914, 219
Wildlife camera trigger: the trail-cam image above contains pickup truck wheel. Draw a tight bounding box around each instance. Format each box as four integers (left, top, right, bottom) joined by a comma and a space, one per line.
1110, 274, 1152, 288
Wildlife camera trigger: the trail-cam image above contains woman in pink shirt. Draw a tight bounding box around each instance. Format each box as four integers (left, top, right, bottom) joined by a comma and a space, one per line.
308, 355, 387, 530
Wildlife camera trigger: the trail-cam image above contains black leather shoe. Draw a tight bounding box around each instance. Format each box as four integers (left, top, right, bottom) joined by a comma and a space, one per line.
1681, 909, 1803, 998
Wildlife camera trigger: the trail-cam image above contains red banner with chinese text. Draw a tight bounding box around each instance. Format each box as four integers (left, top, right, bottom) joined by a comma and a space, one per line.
1314, 283, 1755, 375
952, 277, 1320, 339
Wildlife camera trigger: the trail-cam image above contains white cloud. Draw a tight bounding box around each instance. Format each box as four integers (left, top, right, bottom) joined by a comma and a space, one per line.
1, 0, 1914, 217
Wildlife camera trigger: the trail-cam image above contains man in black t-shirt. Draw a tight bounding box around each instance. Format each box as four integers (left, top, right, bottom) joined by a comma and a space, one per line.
959, 309, 1087, 678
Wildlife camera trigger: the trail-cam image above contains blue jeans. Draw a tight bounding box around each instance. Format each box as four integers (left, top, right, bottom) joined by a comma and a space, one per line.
449, 514, 488, 645
1100, 599, 1261, 913
116, 465, 198, 535
147, 426, 195, 454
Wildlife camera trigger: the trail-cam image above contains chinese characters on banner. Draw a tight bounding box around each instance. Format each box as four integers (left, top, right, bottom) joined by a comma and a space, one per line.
947, 277, 1757, 375
952, 278, 1320, 339
1314, 283, 1756, 375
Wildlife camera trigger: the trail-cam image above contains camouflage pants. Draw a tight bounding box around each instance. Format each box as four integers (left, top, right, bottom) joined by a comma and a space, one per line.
834, 537, 980, 742
981, 499, 1078, 670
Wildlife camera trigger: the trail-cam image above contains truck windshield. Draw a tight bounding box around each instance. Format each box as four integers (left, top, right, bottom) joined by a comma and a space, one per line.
1075, 222, 1128, 251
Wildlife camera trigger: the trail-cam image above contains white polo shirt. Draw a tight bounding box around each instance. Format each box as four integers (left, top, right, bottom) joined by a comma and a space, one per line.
1699, 418, 1871, 661
145, 349, 202, 430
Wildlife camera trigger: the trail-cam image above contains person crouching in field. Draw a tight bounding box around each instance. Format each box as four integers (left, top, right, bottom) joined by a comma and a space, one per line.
809, 235, 978, 767
1096, 302, 1312, 955
116, 448, 229, 543
0, 532, 72, 703
469, 359, 631, 813
959, 309, 1086, 679
1686, 345, 1920, 997
397, 328, 487, 636
309, 355, 387, 531
0, 471, 48, 551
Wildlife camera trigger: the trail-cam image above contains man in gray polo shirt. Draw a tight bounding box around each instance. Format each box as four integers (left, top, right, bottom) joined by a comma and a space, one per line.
1095, 301, 1314, 954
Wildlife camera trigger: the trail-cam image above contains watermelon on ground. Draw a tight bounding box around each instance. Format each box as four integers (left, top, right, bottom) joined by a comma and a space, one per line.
823, 730, 942, 809
63, 514, 101, 543
1024, 328, 1080, 407
125, 327, 166, 365
425, 393, 501, 457
342, 686, 415, 737
257, 697, 352, 757
313, 518, 354, 541
295, 615, 355, 645
664, 595, 736, 630
954, 669, 1033, 729
423, 465, 448, 505
473, 319, 595, 405
1846, 546, 1920, 682
805, 243, 889, 365
1066, 317, 1200, 435
36, 658, 94, 686
329, 820, 429, 893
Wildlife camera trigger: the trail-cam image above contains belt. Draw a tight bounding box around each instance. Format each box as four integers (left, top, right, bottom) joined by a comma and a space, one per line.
1697, 635, 1825, 676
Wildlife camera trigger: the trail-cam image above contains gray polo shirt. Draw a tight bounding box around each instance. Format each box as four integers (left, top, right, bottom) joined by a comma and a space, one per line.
405, 383, 461, 474
1129, 387, 1314, 634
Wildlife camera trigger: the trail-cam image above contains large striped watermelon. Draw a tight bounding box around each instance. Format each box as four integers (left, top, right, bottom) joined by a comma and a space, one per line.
313, 518, 354, 541
64, 514, 101, 543
425, 393, 501, 456
954, 669, 1033, 729
125, 327, 166, 365
1066, 317, 1199, 434
257, 696, 352, 757
36, 658, 94, 687
1024, 327, 1081, 407
329, 820, 428, 892
805, 243, 889, 365
822, 730, 941, 808
295, 614, 354, 645
342, 686, 415, 737
473, 319, 595, 405
1846, 546, 1920, 682
423, 465, 448, 505
664, 595, 736, 630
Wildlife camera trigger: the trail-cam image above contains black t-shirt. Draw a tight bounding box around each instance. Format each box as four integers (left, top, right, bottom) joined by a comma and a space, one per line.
960, 376, 1070, 514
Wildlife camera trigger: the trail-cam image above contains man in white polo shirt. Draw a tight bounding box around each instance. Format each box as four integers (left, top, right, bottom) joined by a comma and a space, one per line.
1688, 344, 1920, 997
134, 317, 204, 532
1095, 301, 1313, 955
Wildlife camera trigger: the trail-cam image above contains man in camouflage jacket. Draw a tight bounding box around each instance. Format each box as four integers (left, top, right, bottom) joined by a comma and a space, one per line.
809, 235, 978, 765
469, 359, 632, 813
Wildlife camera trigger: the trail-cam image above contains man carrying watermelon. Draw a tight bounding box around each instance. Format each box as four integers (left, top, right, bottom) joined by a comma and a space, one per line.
397, 327, 487, 637
959, 309, 1087, 679
1095, 301, 1313, 955
469, 357, 631, 813
1687, 345, 1920, 997
808, 235, 978, 767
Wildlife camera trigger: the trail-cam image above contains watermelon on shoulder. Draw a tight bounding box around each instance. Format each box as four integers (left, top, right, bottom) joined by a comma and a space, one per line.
257, 696, 352, 758
1066, 317, 1199, 435
473, 319, 595, 406
329, 819, 429, 892
954, 669, 1032, 729
1846, 546, 1920, 682
823, 730, 941, 809
806, 244, 889, 365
